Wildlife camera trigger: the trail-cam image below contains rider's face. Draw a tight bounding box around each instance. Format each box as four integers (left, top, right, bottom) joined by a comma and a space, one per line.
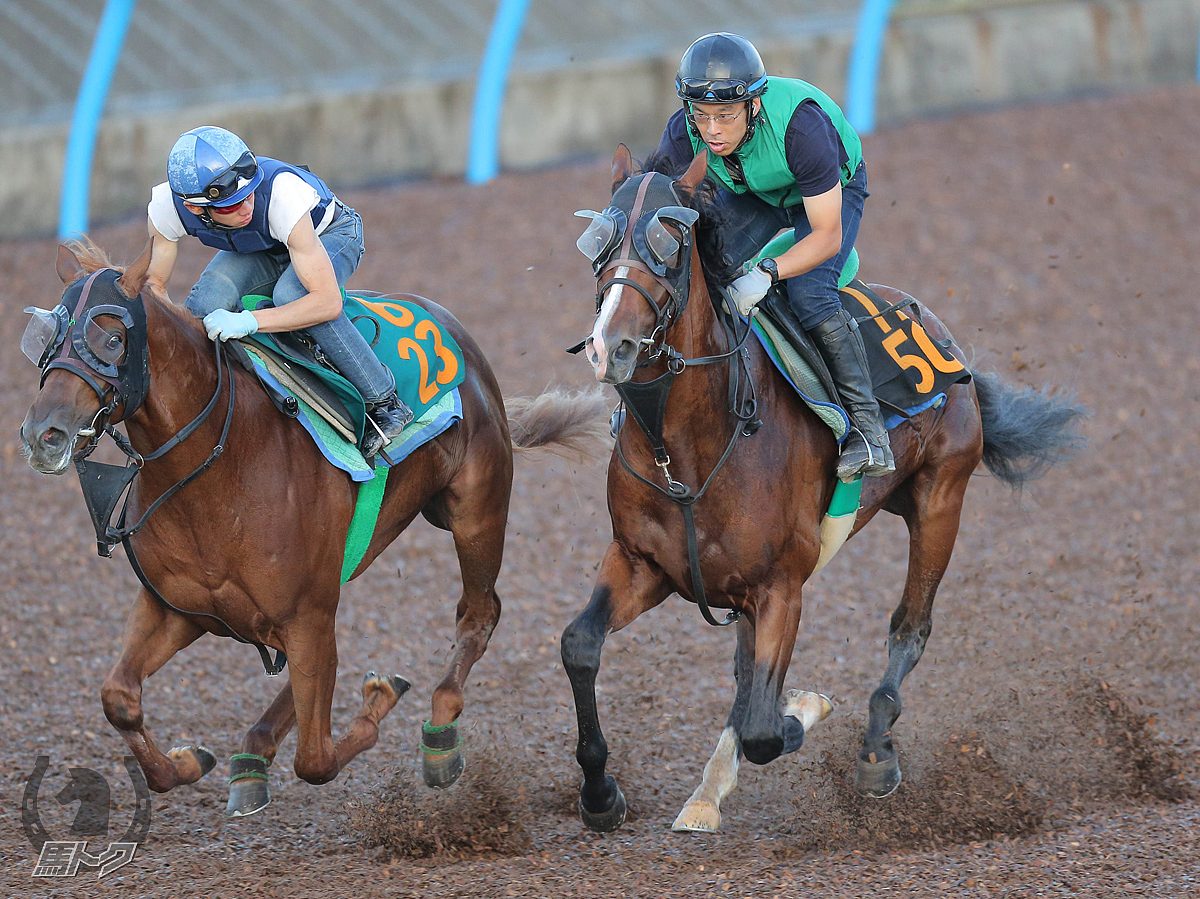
689, 99, 759, 156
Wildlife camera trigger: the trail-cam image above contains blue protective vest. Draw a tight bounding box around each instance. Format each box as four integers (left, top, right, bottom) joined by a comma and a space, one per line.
171, 157, 336, 253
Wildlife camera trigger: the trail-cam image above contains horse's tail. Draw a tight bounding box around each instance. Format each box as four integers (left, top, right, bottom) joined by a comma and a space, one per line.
506, 387, 609, 456
972, 369, 1087, 490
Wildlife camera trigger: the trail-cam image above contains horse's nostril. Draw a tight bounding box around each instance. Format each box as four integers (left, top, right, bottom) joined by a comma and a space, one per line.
611, 339, 636, 364
41, 428, 66, 450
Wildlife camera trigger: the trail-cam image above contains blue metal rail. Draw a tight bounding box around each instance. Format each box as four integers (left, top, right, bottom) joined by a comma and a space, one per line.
845, 0, 895, 136
58, 0, 138, 239
467, 0, 531, 184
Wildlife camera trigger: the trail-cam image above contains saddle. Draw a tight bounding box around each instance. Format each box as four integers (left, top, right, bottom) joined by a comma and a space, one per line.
230, 330, 358, 442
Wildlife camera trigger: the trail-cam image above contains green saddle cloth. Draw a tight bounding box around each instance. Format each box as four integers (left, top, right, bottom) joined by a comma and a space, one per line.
240, 292, 467, 446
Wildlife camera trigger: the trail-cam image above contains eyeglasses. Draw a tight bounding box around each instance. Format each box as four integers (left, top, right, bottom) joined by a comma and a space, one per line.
689, 107, 746, 128
210, 196, 249, 215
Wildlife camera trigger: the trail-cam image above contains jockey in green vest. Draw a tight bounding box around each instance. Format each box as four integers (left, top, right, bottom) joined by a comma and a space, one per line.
656, 33, 894, 478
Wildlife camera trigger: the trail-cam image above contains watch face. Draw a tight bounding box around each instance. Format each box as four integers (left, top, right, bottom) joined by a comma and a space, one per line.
759, 258, 778, 282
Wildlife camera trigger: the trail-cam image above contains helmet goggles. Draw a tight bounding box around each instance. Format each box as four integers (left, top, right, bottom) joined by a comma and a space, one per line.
677, 75, 766, 104
178, 151, 259, 204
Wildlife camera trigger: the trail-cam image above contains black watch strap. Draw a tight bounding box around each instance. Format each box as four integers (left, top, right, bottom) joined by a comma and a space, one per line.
757, 257, 780, 284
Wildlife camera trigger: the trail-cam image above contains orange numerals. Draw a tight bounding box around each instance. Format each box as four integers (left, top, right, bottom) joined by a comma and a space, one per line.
397, 320, 458, 405
356, 298, 415, 329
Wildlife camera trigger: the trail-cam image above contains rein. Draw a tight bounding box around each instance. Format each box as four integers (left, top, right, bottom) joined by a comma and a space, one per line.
59, 287, 286, 676
602, 185, 761, 627
614, 312, 759, 628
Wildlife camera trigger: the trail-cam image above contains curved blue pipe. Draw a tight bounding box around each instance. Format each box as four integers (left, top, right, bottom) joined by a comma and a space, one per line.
58, 0, 138, 239
467, 0, 531, 185
845, 0, 896, 136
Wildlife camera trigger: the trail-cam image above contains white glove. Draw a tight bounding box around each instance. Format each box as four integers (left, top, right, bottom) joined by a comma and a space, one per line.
203, 309, 259, 341
726, 266, 773, 316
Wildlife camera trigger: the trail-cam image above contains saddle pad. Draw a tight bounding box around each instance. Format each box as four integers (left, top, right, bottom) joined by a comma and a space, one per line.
240, 292, 467, 445
839, 282, 972, 415
244, 344, 463, 481
751, 279, 969, 438
751, 315, 851, 440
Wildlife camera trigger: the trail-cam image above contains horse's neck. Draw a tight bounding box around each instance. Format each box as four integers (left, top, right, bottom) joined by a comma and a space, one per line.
123, 297, 228, 466
653, 268, 739, 447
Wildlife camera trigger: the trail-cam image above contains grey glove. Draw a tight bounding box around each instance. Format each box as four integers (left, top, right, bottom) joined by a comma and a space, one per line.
726, 267, 773, 316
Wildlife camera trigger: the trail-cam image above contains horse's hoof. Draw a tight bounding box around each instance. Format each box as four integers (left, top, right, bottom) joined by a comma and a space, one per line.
672, 799, 720, 833
385, 674, 411, 700
227, 778, 271, 818
784, 690, 834, 729
227, 753, 271, 817
421, 719, 464, 789
363, 671, 411, 702
422, 747, 465, 789
579, 781, 627, 833
856, 754, 902, 798
167, 745, 217, 782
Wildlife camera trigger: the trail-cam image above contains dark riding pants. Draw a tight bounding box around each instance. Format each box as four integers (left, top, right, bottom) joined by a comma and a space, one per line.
714, 161, 868, 331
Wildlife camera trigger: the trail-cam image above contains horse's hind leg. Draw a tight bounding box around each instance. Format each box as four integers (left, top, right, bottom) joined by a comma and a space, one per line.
858, 449, 976, 798
421, 443, 512, 788
227, 681, 295, 817
101, 590, 213, 794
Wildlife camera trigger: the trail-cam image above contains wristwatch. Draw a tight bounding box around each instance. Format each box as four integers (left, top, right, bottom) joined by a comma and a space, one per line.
756, 257, 780, 284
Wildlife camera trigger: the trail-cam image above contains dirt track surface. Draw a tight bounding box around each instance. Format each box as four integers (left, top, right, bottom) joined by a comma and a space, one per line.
1, 87, 1198, 897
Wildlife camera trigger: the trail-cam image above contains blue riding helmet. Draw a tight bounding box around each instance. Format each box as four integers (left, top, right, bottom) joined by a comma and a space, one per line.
167, 126, 263, 206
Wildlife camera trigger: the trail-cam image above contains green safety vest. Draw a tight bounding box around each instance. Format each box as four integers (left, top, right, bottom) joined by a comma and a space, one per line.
688, 76, 863, 210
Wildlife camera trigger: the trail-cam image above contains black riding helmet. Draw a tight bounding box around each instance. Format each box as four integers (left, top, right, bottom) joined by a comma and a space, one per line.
675, 33, 768, 149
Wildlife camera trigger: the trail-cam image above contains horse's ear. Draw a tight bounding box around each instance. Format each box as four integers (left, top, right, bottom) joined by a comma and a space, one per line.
676, 149, 709, 198
117, 240, 153, 299
56, 244, 83, 285
611, 144, 634, 194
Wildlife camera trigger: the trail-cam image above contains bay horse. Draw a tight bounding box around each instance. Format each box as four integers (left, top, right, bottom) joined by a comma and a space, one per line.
20, 238, 602, 817
561, 147, 1084, 832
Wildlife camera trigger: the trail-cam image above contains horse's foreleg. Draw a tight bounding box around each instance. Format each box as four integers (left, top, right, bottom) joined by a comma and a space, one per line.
674, 617, 834, 832
101, 590, 211, 794
562, 543, 669, 833
672, 617, 754, 832
739, 585, 806, 766
858, 463, 971, 798
423, 471, 509, 788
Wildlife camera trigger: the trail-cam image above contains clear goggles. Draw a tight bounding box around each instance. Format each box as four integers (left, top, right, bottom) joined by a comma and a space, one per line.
574, 205, 698, 276
22, 304, 130, 374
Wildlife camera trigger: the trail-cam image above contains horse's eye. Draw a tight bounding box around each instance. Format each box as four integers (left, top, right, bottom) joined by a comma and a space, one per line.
106, 333, 124, 351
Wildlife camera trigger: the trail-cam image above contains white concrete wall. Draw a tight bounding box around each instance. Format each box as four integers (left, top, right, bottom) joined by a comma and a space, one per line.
2, 0, 1197, 239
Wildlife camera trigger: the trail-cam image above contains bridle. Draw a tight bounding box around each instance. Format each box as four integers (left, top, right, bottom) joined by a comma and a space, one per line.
27, 269, 284, 675
574, 171, 762, 627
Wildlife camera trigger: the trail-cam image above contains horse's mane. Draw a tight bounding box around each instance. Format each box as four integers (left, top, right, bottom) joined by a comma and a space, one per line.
641, 151, 740, 300
61, 235, 122, 274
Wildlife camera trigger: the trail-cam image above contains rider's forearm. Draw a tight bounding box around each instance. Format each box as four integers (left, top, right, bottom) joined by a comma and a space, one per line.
771, 227, 842, 281
250, 290, 343, 333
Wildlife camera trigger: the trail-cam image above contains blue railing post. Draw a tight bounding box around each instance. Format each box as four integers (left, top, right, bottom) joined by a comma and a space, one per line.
845, 0, 896, 136
58, 0, 138, 239
466, 0, 531, 185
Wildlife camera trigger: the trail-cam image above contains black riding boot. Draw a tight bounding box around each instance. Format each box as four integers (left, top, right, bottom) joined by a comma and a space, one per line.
810, 308, 895, 480
362, 393, 415, 458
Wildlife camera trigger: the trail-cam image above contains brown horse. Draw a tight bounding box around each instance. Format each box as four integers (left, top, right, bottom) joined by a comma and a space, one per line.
20, 238, 602, 817
560, 147, 1084, 832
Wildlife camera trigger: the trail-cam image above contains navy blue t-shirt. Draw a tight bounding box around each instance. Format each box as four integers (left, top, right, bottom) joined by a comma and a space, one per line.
655, 100, 848, 196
